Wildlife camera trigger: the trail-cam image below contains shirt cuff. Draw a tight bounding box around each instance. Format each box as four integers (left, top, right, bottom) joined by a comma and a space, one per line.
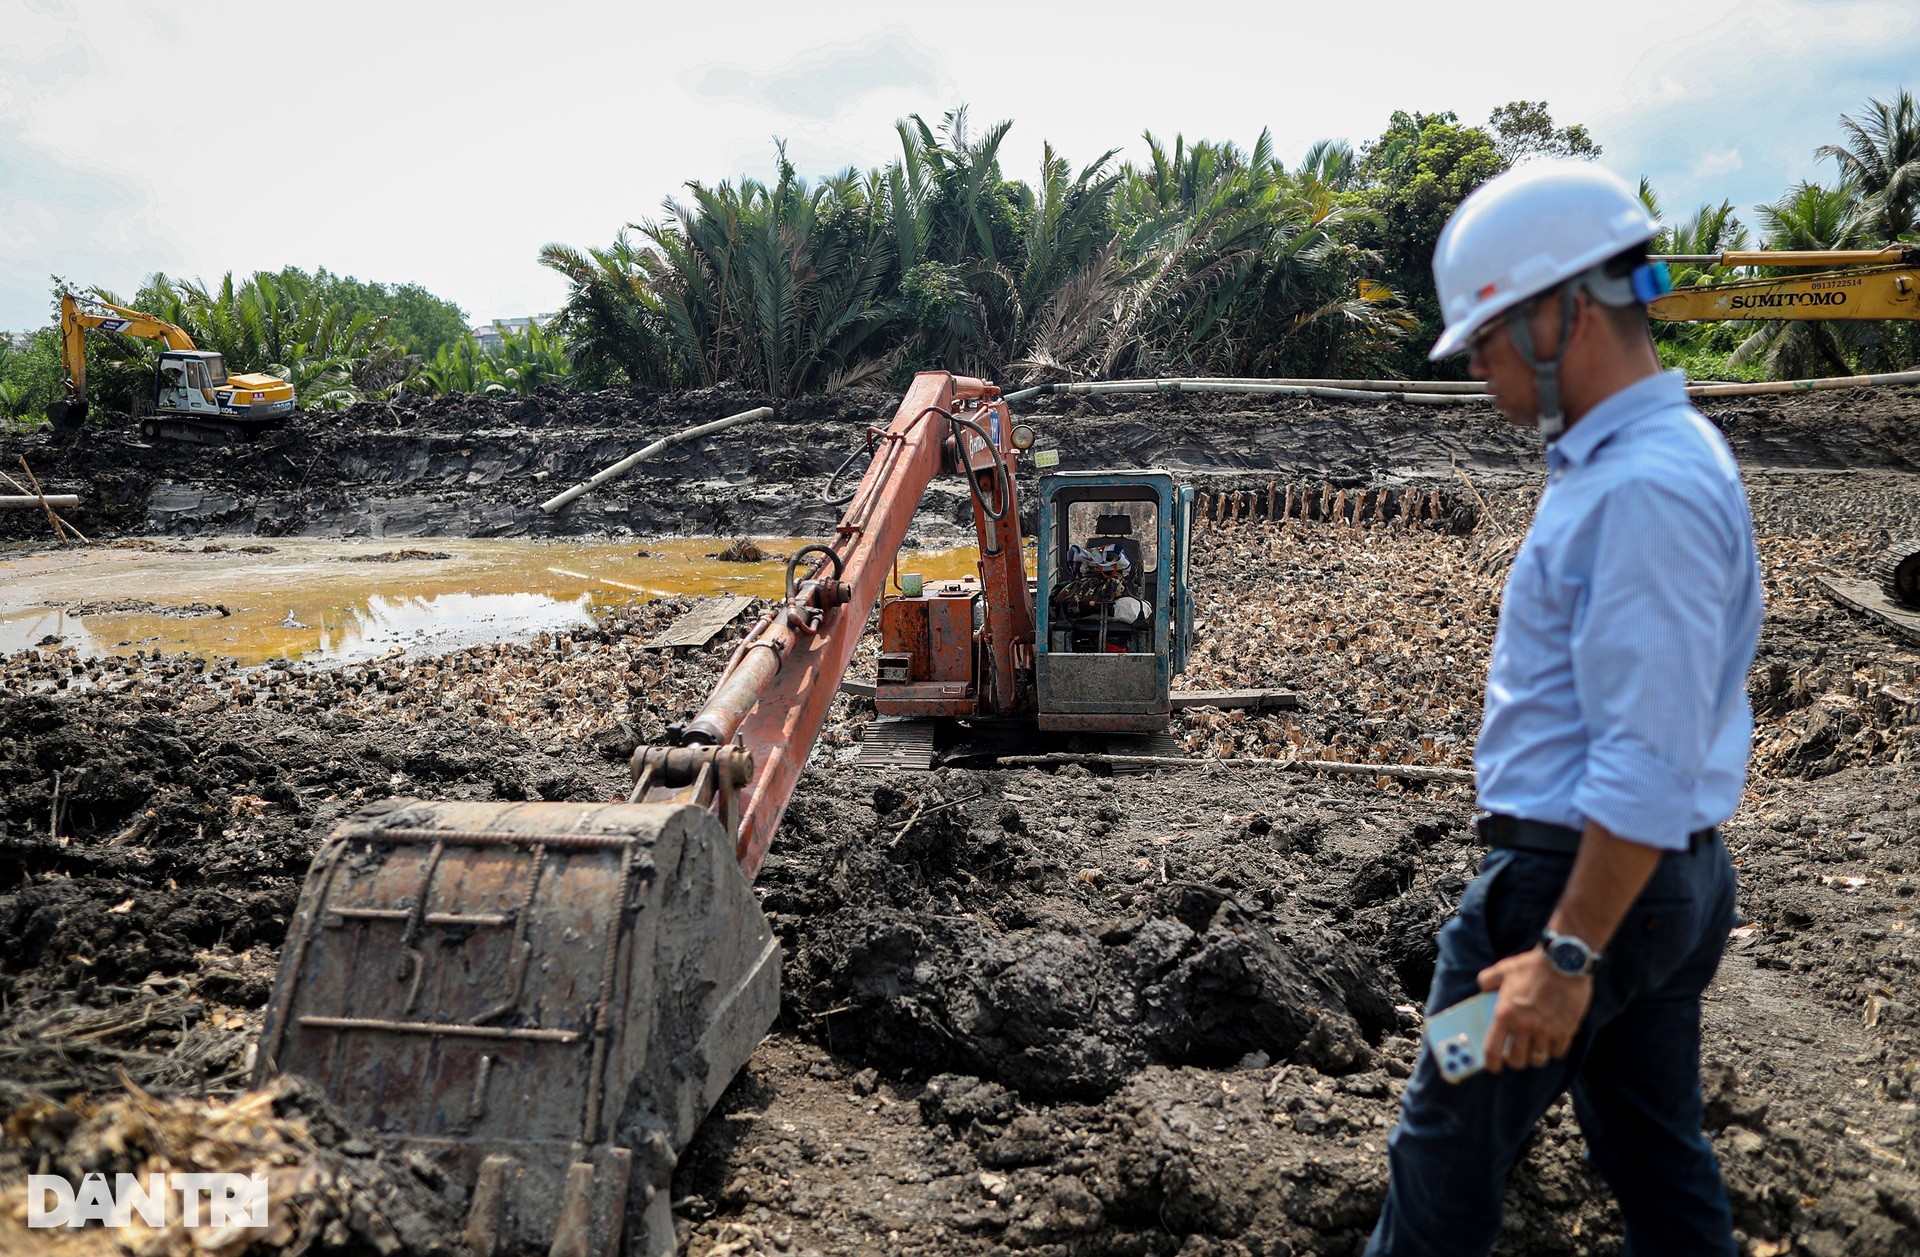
1571, 742, 1694, 850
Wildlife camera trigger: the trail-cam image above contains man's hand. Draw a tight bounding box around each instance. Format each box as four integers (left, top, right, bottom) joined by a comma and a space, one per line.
1470, 818, 1664, 1073
1476, 948, 1591, 1072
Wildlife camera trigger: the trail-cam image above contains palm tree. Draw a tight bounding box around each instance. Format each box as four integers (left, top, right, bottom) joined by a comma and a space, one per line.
1296, 139, 1358, 193
1817, 90, 1920, 244
634, 148, 896, 397
127, 272, 390, 409
1733, 183, 1870, 376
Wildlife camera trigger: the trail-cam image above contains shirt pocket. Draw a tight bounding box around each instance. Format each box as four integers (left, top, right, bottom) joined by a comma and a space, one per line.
1506, 542, 1579, 631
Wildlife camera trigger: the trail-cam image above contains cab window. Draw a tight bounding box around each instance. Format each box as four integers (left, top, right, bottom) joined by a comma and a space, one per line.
1048, 496, 1160, 654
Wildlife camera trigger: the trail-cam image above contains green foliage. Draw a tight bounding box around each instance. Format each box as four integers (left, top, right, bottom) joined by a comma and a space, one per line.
122, 271, 395, 410
1354, 110, 1510, 375
546, 112, 1423, 393
275, 267, 471, 358
1655, 340, 1767, 383
5, 268, 483, 420
1487, 101, 1602, 165
1817, 89, 1920, 245
0, 327, 63, 423
418, 321, 573, 396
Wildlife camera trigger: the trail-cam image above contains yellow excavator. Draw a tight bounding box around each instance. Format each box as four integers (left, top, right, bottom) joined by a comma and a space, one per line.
1649, 244, 1920, 611
52, 292, 297, 443
1648, 244, 1919, 325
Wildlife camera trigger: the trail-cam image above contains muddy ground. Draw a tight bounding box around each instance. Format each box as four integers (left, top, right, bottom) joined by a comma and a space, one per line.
1, 387, 1918, 1255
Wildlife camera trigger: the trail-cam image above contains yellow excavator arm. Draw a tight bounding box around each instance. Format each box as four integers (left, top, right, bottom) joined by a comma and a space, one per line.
1649, 246, 1920, 324
53, 293, 201, 429
60, 292, 198, 368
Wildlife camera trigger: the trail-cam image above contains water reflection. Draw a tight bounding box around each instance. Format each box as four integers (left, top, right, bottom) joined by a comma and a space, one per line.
320, 591, 597, 663
0, 536, 987, 665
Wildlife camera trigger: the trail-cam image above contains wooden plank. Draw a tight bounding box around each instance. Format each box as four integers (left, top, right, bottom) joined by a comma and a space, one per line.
857, 719, 936, 770
1170, 688, 1299, 711
641, 595, 753, 650
1818, 574, 1920, 645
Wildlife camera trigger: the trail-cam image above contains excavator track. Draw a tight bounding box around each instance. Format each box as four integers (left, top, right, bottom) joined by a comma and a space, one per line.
1874, 537, 1920, 610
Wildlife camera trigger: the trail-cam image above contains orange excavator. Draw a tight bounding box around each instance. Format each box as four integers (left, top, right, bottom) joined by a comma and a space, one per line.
253, 372, 1196, 1256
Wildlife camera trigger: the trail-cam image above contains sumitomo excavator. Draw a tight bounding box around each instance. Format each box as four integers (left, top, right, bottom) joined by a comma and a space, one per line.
1649, 244, 1920, 609
253, 372, 1196, 1256
51, 292, 297, 442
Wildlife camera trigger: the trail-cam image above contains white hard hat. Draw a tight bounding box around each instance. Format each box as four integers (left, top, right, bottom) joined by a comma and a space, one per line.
1429, 160, 1658, 360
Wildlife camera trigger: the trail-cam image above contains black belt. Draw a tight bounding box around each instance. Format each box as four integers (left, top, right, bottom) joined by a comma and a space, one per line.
1475, 814, 1716, 855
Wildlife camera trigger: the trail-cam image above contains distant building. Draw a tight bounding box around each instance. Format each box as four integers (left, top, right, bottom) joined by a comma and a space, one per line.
471, 313, 558, 354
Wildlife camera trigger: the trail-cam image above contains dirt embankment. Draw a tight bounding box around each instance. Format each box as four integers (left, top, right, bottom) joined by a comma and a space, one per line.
5, 384, 1918, 544
1, 386, 1917, 1255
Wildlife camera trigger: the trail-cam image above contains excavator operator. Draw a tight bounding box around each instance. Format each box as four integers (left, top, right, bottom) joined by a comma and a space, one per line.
1050, 513, 1148, 651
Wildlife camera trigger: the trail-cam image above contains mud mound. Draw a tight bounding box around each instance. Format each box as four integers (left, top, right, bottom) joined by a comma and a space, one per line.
761, 770, 1453, 1102
1, 385, 898, 542
0, 660, 626, 1015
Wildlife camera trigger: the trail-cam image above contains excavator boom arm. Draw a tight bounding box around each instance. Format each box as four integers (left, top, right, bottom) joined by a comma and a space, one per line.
1654, 246, 1919, 269
60, 292, 198, 354
1648, 264, 1920, 323
638, 371, 1034, 879
55, 292, 201, 428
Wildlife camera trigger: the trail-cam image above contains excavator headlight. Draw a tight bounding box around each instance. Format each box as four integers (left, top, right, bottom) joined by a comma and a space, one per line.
1011, 423, 1037, 451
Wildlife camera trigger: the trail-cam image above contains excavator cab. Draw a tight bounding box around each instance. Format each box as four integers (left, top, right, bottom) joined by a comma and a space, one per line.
1034, 470, 1193, 732
155, 351, 226, 416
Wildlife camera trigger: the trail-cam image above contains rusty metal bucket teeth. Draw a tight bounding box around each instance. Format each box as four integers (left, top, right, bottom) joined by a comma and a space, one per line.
254, 799, 779, 1257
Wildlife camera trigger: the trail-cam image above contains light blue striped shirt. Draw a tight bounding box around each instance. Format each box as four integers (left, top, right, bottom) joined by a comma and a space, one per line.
1475, 370, 1764, 850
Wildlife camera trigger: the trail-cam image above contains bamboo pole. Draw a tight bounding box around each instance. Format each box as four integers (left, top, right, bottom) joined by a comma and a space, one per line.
11, 457, 86, 543
0, 469, 89, 543
1000, 368, 1920, 410
0, 495, 79, 509
1687, 368, 1920, 397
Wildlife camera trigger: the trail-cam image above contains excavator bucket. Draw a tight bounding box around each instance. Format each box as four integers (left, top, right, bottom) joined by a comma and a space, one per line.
46, 398, 86, 433
254, 798, 779, 1257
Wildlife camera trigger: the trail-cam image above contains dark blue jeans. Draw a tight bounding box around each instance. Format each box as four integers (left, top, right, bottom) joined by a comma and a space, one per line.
1364, 835, 1739, 1257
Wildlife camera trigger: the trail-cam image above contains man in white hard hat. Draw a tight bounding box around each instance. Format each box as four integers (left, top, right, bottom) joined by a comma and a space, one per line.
1364, 160, 1762, 1256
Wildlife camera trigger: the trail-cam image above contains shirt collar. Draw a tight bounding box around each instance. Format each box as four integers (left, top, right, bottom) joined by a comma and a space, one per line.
1545, 370, 1688, 472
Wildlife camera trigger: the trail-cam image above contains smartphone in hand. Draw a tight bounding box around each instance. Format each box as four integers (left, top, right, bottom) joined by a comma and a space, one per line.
1425, 990, 1500, 1083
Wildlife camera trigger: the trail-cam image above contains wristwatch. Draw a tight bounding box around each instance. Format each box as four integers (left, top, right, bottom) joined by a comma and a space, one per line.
1539, 929, 1602, 978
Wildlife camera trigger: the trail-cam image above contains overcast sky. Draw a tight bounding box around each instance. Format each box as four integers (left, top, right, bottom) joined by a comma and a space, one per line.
4, 0, 1917, 332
